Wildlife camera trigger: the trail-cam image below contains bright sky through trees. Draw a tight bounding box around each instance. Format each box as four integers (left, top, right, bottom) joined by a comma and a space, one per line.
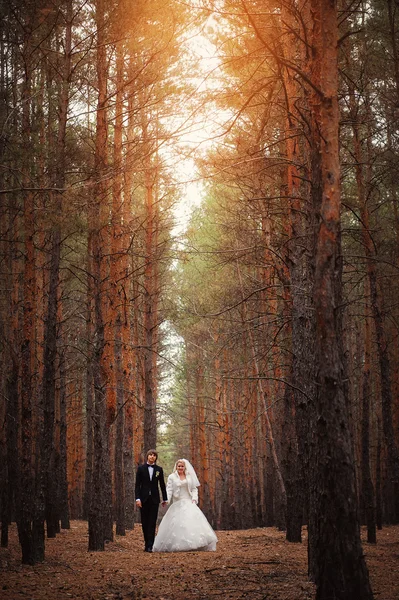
157, 12, 229, 433
167, 10, 233, 235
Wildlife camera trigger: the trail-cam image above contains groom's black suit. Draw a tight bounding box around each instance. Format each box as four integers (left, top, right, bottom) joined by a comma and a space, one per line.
135, 463, 167, 551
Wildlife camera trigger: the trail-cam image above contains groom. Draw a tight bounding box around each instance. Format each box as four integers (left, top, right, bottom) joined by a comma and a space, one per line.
135, 449, 167, 552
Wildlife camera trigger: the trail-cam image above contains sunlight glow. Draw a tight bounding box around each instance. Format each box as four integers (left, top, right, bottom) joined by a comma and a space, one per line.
169, 13, 233, 235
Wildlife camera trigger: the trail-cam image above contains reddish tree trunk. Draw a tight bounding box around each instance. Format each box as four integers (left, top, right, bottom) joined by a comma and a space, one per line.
308, 0, 373, 596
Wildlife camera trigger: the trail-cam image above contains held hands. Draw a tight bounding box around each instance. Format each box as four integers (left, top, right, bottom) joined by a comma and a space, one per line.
161, 501, 168, 507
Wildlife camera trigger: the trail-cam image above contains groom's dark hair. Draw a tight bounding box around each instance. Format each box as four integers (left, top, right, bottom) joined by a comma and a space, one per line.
146, 448, 158, 460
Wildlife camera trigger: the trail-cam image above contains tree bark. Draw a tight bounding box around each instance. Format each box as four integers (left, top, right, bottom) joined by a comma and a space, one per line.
88, 0, 113, 550
83, 292, 94, 521
360, 305, 376, 543
111, 37, 126, 538
123, 69, 136, 530
17, 18, 37, 563
308, 0, 374, 596
142, 112, 158, 451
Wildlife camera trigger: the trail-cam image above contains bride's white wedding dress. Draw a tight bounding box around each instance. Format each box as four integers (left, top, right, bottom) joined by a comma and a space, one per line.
153, 478, 217, 552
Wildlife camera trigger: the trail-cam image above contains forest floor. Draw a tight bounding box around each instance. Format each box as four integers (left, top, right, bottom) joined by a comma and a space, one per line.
1, 520, 398, 600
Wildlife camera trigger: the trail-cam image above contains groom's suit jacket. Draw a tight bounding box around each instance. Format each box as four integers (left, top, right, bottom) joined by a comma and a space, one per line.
135, 463, 167, 505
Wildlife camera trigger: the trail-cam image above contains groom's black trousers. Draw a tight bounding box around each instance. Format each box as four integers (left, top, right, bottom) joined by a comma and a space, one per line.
140, 499, 159, 550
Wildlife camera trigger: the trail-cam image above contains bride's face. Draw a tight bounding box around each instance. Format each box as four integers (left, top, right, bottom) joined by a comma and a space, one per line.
176, 461, 186, 475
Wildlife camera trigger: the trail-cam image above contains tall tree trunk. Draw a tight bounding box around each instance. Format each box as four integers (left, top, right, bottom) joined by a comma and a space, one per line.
376, 420, 383, 530
363, 224, 399, 523
114, 390, 125, 536
283, 28, 314, 543
347, 81, 377, 541
142, 114, 158, 451
41, 0, 73, 540
88, 0, 113, 550
197, 373, 211, 516
123, 72, 136, 530
1, 177, 20, 548
42, 224, 61, 539
112, 39, 126, 537
17, 19, 37, 563
83, 290, 94, 521
360, 299, 376, 543
308, 0, 373, 596
58, 343, 70, 529
3, 357, 19, 548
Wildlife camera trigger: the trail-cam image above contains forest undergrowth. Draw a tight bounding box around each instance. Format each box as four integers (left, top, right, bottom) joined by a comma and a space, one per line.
1, 520, 398, 600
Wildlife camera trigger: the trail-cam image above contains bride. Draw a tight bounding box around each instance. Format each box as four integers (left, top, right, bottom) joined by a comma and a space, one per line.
153, 459, 218, 552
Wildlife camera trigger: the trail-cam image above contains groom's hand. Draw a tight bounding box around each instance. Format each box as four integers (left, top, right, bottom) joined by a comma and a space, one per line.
161, 501, 167, 507
136, 500, 142, 508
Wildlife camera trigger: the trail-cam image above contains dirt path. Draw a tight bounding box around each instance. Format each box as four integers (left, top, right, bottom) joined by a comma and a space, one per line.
1, 521, 398, 599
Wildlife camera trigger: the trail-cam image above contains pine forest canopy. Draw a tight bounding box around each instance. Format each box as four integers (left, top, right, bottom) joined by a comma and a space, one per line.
1, 0, 398, 598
